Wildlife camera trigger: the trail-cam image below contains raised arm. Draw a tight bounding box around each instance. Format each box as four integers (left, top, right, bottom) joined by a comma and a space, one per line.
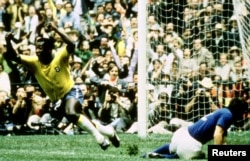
36, 10, 46, 37
108, 40, 122, 69
185, 96, 196, 113
4, 33, 21, 63
47, 22, 75, 54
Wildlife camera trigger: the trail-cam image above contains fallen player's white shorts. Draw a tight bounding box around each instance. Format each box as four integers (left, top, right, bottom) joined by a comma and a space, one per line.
169, 127, 203, 159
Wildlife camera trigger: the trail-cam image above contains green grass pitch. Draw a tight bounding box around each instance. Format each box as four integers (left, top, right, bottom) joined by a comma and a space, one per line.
1, 131, 250, 161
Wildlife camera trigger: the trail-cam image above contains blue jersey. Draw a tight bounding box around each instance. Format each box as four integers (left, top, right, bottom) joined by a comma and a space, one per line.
188, 108, 233, 144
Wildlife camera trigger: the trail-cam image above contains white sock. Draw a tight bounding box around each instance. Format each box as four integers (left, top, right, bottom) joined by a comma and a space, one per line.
126, 122, 138, 133
76, 115, 104, 144
92, 119, 115, 137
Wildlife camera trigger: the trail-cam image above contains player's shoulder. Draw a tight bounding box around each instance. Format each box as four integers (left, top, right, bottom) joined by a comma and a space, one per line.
216, 107, 231, 113
20, 54, 38, 62
213, 108, 233, 118
53, 46, 69, 59
60, 46, 69, 55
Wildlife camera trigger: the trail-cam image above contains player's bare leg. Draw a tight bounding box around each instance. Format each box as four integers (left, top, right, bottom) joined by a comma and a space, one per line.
65, 98, 110, 150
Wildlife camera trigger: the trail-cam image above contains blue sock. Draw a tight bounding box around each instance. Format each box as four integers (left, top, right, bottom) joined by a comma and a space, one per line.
153, 144, 178, 159
153, 143, 171, 154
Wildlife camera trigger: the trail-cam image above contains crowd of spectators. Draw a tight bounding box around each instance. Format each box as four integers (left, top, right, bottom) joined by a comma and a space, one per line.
144, 0, 250, 133
0, 0, 249, 135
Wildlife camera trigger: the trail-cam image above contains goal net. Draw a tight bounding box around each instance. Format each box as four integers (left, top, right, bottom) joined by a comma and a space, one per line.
144, 0, 250, 134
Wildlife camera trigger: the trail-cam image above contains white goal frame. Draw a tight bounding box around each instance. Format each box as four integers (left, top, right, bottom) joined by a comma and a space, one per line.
137, 0, 148, 138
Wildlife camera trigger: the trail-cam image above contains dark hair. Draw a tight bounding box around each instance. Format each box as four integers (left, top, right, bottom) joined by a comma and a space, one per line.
108, 86, 119, 94
158, 92, 169, 102
107, 62, 118, 72
64, 1, 73, 7
36, 36, 55, 50
199, 61, 208, 67
152, 59, 162, 65
227, 97, 248, 120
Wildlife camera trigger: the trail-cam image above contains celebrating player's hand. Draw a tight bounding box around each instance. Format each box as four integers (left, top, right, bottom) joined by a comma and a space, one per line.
45, 22, 57, 32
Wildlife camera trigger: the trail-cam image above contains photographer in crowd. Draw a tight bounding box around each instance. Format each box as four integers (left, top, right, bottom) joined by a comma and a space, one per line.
169, 77, 218, 128
98, 86, 132, 133
185, 77, 218, 122
171, 75, 196, 121
0, 90, 13, 134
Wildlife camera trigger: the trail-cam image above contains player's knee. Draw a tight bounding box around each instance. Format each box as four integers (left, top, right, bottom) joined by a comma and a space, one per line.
65, 113, 80, 123
64, 98, 82, 123
65, 105, 79, 123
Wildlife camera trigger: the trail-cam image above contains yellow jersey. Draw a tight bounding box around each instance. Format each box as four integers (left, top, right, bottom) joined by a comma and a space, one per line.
20, 47, 74, 102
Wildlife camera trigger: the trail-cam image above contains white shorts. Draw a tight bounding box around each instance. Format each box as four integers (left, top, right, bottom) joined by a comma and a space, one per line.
169, 127, 203, 160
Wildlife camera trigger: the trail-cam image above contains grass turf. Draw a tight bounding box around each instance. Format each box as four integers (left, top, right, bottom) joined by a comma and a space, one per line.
0, 131, 250, 161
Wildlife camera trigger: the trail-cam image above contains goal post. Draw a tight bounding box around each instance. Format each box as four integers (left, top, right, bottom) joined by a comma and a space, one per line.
233, 0, 250, 76
137, 0, 148, 138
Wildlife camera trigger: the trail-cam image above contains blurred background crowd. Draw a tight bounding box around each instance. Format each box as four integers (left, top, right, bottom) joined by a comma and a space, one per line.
0, 0, 249, 135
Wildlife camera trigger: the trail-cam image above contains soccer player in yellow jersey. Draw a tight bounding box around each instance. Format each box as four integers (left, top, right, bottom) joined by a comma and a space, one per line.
4, 22, 120, 150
